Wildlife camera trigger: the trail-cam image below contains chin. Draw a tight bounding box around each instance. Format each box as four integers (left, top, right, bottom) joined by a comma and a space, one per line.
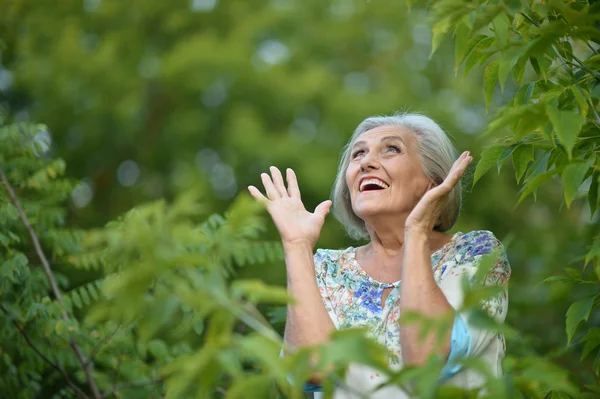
353, 204, 389, 219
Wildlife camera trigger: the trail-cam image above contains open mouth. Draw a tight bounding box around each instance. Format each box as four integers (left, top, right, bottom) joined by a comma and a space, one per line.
359, 178, 389, 192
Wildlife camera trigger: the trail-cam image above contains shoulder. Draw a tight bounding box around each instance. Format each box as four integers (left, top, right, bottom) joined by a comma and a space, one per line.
453, 230, 511, 282
454, 230, 505, 258
313, 247, 355, 286
314, 247, 354, 267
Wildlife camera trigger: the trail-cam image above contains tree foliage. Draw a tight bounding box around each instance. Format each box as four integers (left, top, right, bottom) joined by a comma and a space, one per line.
1, 0, 599, 397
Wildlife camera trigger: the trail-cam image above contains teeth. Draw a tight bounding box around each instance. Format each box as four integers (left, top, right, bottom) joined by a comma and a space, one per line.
360, 178, 389, 192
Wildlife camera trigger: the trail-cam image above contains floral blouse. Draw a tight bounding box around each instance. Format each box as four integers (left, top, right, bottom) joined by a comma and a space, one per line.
312, 230, 511, 398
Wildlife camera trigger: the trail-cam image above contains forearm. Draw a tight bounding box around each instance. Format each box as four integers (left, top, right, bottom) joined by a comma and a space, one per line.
283, 242, 335, 350
399, 229, 453, 365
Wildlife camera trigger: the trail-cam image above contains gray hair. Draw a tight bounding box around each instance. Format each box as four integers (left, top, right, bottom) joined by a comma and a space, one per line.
331, 112, 462, 240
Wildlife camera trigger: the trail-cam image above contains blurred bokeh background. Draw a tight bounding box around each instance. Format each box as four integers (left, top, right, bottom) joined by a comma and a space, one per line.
1, 0, 596, 385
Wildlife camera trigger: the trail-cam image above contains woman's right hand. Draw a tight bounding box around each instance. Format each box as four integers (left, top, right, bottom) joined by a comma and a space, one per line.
248, 166, 332, 248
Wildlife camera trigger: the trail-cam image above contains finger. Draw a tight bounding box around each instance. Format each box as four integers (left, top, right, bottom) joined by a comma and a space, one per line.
314, 200, 332, 219
286, 168, 301, 198
261, 173, 280, 199
270, 166, 288, 197
441, 154, 472, 190
247, 185, 269, 205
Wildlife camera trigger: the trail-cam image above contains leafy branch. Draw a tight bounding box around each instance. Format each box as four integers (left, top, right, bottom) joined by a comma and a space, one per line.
0, 168, 102, 399
0, 304, 89, 399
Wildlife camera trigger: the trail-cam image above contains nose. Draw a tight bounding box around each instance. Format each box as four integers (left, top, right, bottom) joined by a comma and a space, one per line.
359, 151, 380, 172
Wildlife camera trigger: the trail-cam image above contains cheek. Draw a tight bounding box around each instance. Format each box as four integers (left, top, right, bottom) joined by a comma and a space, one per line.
345, 165, 356, 188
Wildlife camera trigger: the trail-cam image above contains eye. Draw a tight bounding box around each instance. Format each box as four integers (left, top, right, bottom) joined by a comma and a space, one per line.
387, 145, 401, 154
352, 149, 365, 159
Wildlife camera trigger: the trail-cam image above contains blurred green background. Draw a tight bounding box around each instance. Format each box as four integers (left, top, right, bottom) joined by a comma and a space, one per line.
1, 0, 595, 384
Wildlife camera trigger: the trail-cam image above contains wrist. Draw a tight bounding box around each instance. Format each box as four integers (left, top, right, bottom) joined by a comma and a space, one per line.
404, 225, 430, 241
282, 239, 315, 253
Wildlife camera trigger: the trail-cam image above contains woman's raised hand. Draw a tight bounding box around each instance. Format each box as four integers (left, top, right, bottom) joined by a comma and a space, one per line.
248, 166, 332, 248
406, 151, 473, 234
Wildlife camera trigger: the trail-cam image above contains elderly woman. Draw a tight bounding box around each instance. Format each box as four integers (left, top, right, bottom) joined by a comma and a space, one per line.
248, 113, 511, 397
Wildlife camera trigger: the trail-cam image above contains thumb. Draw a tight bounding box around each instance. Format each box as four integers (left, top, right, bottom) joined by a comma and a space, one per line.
314, 200, 332, 219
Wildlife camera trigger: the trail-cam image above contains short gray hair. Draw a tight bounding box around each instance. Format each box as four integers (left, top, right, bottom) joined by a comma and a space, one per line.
331, 112, 462, 240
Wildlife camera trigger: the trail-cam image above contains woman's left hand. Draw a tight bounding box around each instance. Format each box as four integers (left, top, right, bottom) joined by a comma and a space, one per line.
405, 151, 473, 234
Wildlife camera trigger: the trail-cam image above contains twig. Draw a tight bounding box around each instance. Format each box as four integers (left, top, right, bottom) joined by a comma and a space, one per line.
570, 52, 600, 81
112, 355, 122, 393
0, 168, 102, 399
0, 304, 89, 399
584, 40, 599, 55
86, 323, 122, 366
101, 378, 163, 398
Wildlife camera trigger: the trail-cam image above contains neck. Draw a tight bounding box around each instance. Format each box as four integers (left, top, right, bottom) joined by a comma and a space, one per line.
364, 214, 415, 256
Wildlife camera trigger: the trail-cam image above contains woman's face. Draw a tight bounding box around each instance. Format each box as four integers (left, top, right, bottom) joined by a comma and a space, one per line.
345, 125, 431, 221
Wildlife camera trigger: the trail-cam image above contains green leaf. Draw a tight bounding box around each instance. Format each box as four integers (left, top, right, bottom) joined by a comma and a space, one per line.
498, 46, 525, 91
571, 86, 589, 118
484, 60, 499, 110
566, 295, 596, 345
589, 172, 599, 217
517, 168, 561, 205
227, 375, 273, 399
530, 56, 552, 81
431, 19, 452, 57
541, 276, 572, 285
581, 328, 600, 360
231, 279, 294, 305
492, 13, 510, 48
454, 22, 471, 73
473, 146, 505, 186
514, 82, 535, 106
546, 104, 585, 159
514, 109, 547, 141
72, 291, 83, 309
464, 36, 494, 76
320, 328, 389, 370
562, 162, 589, 208
512, 144, 534, 183
148, 339, 170, 361
585, 240, 600, 269
512, 56, 527, 85
497, 145, 515, 174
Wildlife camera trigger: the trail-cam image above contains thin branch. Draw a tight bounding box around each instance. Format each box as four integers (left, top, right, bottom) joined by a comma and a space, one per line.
519, 11, 539, 28
112, 355, 122, 394
585, 41, 599, 55
86, 323, 121, 366
101, 378, 163, 398
0, 304, 89, 399
0, 168, 102, 399
589, 102, 600, 125
520, 12, 600, 80
570, 52, 600, 81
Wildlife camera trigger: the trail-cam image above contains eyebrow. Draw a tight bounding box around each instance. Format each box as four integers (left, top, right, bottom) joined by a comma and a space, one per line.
351, 135, 406, 149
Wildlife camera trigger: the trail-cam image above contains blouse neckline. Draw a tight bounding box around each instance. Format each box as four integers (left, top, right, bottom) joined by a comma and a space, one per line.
347, 231, 463, 287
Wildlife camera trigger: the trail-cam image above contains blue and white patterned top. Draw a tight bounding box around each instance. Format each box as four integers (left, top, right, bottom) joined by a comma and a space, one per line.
308, 230, 511, 397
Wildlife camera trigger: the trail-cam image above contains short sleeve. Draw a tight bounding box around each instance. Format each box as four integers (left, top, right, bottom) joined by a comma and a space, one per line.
436, 231, 511, 373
